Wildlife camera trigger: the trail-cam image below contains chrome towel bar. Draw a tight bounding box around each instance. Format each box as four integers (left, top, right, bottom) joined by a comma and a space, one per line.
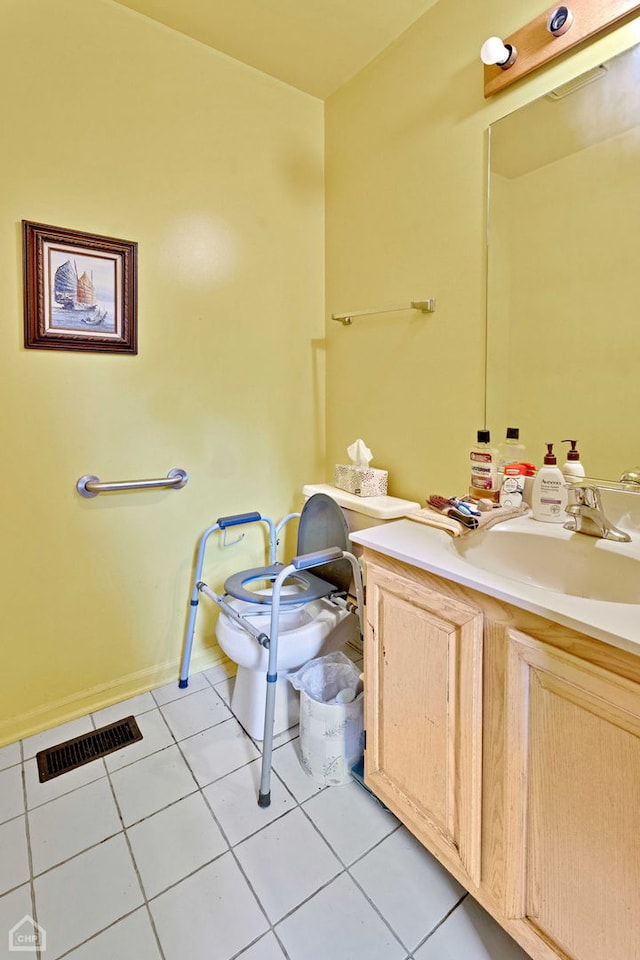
332, 299, 435, 326
76, 468, 188, 498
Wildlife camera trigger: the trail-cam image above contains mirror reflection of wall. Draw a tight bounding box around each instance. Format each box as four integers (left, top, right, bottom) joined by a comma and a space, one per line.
486, 43, 640, 481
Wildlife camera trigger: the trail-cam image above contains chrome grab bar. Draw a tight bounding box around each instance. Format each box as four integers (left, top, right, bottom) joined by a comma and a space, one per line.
76, 468, 188, 498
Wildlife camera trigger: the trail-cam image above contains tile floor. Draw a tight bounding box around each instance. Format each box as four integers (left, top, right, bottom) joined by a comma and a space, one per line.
0, 650, 531, 960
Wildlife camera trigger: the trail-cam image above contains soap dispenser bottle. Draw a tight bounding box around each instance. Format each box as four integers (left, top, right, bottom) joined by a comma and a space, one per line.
531, 444, 569, 523
561, 440, 586, 479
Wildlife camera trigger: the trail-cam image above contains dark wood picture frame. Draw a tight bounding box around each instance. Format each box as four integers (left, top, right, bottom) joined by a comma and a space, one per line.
23, 220, 137, 354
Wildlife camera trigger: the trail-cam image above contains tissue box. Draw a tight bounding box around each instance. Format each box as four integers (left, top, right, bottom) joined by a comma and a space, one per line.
334, 464, 388, 497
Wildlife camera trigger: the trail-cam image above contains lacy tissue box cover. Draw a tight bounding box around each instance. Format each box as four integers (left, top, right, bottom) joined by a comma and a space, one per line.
334, 464, 388, 497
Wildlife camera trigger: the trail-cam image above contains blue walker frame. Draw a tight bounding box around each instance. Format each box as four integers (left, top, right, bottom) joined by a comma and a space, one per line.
179, 510, 364, 807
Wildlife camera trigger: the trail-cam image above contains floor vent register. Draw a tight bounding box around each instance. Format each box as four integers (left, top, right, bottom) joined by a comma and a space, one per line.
36, 716, 143, 782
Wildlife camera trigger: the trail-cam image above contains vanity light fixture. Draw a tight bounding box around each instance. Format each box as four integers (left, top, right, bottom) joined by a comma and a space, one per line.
547, 5, 574, 36
482, 0, 640, 97
480, 36, 517, 69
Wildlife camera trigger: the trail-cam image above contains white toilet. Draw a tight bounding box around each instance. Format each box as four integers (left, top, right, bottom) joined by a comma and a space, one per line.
216, 485, 420, 740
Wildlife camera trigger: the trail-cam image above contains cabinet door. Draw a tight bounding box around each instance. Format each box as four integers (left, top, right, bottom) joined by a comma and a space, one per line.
364, 558, 483, 884
505, 629, 640, 960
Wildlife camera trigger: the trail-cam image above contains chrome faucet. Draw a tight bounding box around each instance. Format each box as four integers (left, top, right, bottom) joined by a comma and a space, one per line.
564, 485, 631, 542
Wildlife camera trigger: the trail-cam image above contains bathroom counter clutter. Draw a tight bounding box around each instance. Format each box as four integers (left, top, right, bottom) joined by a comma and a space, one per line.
350, 514, 640, 655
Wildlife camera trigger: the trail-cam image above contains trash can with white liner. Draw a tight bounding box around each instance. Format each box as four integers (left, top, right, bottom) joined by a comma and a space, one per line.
287, 651, 364, 786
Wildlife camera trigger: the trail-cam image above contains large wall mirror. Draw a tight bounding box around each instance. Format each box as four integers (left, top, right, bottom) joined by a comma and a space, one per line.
486, 42, 640, 481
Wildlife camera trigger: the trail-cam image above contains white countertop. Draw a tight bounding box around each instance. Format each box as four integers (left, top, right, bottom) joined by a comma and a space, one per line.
350, 516, 640, 657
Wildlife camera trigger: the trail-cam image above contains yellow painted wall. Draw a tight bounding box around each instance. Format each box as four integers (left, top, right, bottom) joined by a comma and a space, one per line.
0, 0, 324, 744
325, 0, 640, 503
4, 0, 640, 746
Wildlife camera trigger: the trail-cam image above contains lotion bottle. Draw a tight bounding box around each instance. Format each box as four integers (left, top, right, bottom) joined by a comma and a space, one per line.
561, 440, 586, 479
531, 443, 568, 523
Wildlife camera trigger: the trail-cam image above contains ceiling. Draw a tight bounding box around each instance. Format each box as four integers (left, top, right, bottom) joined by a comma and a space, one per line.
112, 0, 440, 99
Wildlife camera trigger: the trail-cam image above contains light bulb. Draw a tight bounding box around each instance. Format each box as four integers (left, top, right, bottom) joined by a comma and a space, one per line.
480, 36, 517, 69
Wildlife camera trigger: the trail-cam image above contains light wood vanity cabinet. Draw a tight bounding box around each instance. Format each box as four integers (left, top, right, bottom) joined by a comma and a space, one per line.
362, 550, 640, 960
363, 556, 484, 884
504, 630, 640, 960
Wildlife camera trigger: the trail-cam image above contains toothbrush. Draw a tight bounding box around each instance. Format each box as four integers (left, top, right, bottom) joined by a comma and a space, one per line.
427, 495, 454, 511
428, 495, 481, 517
447, 508, 479, 529
449, 498, 481, 516
462, 496, 494, 512
426, 495, 480, 529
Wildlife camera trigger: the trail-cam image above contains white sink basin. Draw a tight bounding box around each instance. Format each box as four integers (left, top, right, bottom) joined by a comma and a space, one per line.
350, 513, 640, 655
452, 527, 640, 604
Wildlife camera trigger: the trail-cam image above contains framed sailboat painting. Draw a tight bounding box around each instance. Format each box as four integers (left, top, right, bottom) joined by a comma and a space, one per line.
22, 221, 137, 354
